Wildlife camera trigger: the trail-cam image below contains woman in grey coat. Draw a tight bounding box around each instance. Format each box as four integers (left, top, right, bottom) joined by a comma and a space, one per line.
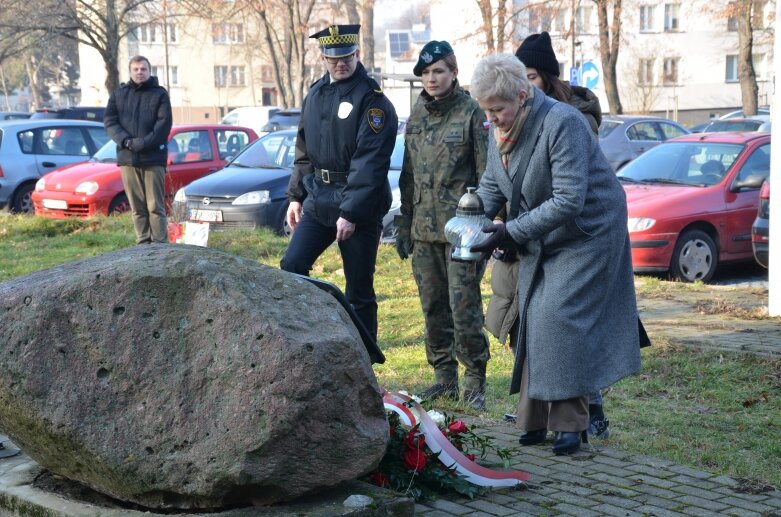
470, 54, 641, 455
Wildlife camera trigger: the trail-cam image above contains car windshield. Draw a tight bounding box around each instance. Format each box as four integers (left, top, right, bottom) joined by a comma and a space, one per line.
617, 141, 743, 186
231, 132, 296, 168
598, 120, 622, 139
389, 134, 404, 169
92, 140, 117, 162
705, 120, 762, 132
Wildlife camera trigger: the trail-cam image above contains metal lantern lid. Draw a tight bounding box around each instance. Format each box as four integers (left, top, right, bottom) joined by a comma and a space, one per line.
443, 187, 490, 262
455, 187, 485, 217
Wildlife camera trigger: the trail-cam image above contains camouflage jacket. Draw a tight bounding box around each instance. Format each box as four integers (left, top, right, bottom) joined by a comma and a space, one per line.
398, 83, 488, 242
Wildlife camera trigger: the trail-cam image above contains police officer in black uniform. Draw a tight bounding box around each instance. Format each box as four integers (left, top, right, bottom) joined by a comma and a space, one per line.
281, 24, 398, 343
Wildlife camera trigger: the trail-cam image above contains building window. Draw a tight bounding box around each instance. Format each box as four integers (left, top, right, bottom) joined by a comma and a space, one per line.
529, 6, 553, 34
150, 66, 179, 86
261, 65, 274, 82
664, 3, 680, 31
166, 24, 177, 43
230, 66, 245, 86
135, 23, 176, 43
575, 5, 592, 33
663, 57, 679, 85
388, 31, 410, 60
725, 55, 738, 82
640, 5, 655, 32
753, 53, 765, 80
214, 66, 228, 87
554, 11, 566, 33
138, 24, 157, 43
752, 0, 766, 29
212, 23, 244, 44
638, 59, 654, 85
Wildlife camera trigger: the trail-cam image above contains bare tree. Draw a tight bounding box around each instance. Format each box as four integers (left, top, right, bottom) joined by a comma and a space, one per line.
251, 0, 317, 107
474, 0, 511, 53
359, 0, 376, 72
727, 0, 759, 115
0, 0, 159, 95
593, 0, 623, 114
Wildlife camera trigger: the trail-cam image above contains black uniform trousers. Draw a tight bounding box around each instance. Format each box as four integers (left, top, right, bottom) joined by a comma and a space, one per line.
280, 213, 382, 342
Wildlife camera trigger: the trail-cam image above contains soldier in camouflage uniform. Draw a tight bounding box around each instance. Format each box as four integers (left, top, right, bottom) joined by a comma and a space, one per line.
394, 41, 490, 410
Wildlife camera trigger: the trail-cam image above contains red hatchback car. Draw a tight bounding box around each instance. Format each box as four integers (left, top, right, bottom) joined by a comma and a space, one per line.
32, 124, 257, 217
617, 132, 770, 282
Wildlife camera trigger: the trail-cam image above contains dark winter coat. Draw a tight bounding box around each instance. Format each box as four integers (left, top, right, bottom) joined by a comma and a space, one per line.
477, 88, 641, 400
104, 76, 172, 168
287, 63, 398, 225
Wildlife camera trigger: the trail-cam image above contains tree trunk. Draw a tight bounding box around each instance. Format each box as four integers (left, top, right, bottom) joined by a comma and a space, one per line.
360, 0, 375, 72
0, 65, 11, 111
475, 0, 495, 53
737, 0, 758, 115
24, 59, 40, 109
594, 0, 623, 114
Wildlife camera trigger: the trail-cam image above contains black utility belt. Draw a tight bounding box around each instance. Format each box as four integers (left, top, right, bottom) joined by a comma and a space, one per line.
315, 168, 348, 184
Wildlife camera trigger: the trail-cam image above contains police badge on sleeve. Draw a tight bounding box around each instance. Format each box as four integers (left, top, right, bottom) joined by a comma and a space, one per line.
367, 108, 385, 133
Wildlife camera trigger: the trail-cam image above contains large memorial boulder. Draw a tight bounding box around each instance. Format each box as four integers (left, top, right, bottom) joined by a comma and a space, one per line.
0, 244, 389, 509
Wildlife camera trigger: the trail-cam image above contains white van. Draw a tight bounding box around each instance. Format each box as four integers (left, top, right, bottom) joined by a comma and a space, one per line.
221, 106, 280, 136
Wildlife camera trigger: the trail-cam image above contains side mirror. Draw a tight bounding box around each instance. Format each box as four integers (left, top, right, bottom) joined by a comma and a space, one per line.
731, 174, 766, 192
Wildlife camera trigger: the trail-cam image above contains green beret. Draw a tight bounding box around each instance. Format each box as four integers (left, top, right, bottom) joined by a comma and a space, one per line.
413, 40, 454, 76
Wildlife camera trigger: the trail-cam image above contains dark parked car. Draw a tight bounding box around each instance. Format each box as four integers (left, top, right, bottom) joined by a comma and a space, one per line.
173, 129, 404, 238
31, 107, 106, 122
598, 115, 689, 171
702, 118, 765, 133
260, 108, 301, 133
752, 179, 769, 268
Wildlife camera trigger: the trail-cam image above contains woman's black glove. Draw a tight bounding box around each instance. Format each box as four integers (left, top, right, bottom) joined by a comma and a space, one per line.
470, 223, 516, 260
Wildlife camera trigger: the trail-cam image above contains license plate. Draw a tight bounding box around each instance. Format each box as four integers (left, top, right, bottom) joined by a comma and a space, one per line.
189, 209, 223, 222
43, 199, 68, 210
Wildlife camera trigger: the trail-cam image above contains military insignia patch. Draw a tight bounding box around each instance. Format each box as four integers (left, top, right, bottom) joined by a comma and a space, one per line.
421, 51, 433, 64
368, 108, 385, 133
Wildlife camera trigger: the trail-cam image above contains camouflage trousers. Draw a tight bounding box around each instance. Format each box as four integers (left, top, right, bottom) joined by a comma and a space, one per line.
411, 241, 490, 391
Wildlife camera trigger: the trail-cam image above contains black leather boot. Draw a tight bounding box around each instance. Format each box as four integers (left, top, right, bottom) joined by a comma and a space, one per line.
552, 431, 582, 454
518, 429, 548, 446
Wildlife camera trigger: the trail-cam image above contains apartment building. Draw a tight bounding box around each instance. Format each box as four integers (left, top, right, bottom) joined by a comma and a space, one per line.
381, 0, 773, 124
79, 15, 279, 124
79, 0, 773, 125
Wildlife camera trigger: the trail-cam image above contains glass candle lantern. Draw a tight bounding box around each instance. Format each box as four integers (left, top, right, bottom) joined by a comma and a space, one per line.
443, 187, 491, 262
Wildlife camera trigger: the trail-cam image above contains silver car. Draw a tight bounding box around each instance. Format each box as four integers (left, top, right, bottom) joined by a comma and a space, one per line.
0, 119, 109, 213
598, 115, 689, 171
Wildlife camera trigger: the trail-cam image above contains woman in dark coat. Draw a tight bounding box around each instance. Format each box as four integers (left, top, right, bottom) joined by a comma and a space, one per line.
471, 54, 641, 454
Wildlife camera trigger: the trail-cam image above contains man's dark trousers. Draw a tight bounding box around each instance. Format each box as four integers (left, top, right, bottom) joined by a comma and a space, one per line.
281, 214, 382, 342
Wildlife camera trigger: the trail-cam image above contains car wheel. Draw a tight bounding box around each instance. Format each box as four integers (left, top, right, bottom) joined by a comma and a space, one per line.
670, 229, 718, 282
108, 194, 131, 215
278, 202, 292, 237
11, 183, 34, 214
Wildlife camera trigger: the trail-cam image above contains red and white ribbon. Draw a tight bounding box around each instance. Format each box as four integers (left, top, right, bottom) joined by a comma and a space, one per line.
382, 390, 531, 487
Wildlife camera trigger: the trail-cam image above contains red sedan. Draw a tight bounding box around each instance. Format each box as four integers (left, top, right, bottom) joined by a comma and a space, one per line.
32, 124, 257, 217
618, 132, 770, 282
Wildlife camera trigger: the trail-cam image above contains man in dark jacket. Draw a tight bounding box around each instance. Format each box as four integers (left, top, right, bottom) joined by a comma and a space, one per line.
280, 24, 398, 343
104, 55, 173, 244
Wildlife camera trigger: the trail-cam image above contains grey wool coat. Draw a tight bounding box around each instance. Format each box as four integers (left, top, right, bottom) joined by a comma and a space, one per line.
477, 88, 642, 400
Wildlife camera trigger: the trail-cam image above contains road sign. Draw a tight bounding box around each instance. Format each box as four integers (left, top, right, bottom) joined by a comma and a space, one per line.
569, 67, 580, 86
582, 61, 600, 89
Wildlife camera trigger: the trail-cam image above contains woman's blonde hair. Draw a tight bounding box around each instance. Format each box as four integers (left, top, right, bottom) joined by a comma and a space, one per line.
470, 54, 530, 102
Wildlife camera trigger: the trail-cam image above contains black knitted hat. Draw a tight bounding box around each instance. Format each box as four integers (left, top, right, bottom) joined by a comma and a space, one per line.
515, 32, 559, 77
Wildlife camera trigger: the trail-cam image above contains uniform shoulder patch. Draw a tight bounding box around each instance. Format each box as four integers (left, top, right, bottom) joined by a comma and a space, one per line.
368, 108, 385, 133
